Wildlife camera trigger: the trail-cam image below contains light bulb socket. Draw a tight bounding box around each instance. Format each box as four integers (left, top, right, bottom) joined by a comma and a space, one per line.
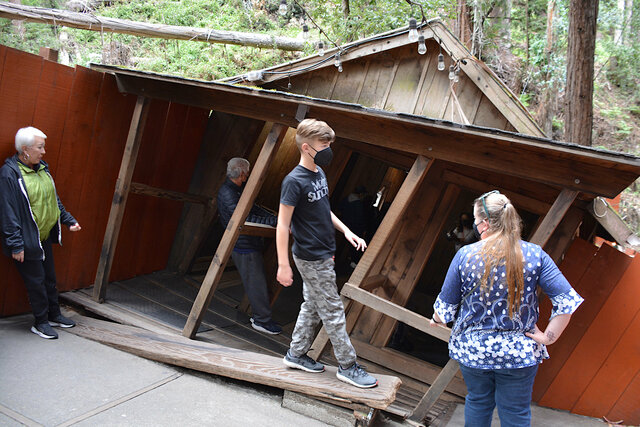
408, 18, 419, 42
246, 70, 264, 82
278, 0, 287, 15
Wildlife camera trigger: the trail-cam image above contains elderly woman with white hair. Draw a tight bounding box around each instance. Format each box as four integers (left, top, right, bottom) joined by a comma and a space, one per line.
0, 127, 81, 339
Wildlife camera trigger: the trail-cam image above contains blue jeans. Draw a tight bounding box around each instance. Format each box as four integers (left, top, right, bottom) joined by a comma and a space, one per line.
459, 364, 538, 427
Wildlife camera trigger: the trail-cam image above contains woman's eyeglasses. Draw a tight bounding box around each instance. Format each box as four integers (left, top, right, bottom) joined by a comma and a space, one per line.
479, 190, 500, 219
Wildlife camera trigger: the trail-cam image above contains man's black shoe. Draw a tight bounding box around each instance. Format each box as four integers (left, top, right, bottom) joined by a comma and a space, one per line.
31, 322, 58, 339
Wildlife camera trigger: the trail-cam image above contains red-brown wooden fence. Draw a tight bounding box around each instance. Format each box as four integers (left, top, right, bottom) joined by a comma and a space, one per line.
533, 238, 640, 425
0, 45, 209, 316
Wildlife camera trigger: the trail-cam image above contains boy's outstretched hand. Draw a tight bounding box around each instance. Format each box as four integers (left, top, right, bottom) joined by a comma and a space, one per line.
345, 230, 367, 251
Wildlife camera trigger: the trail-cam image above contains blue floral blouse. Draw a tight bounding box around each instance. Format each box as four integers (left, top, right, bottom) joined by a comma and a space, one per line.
433, 240, 583, 369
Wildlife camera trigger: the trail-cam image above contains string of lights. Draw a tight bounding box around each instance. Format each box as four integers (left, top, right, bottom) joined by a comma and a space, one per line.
230, 7, 471, 86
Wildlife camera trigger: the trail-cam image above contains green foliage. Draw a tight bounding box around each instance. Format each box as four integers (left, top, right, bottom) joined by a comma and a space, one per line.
0, 0, 64, 55
0, 0, 456, 80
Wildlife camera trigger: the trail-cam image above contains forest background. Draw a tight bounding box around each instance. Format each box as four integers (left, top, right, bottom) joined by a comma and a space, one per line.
1, 0, 639, 235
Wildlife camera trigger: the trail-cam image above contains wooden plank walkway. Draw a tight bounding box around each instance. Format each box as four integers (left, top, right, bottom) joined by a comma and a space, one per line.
67, 315, 402, 410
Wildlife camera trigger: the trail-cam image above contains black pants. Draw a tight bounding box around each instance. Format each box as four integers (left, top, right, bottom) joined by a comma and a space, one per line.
13, 238, 61, 325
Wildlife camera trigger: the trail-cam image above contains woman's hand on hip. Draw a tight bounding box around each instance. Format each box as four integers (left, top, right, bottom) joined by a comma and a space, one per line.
12, 251, 24, 263
69, 223, 81, 232
526, 324, 555, 345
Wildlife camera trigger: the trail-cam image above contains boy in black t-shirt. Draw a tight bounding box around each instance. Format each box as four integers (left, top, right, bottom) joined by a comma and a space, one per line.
276, 118, 378, 388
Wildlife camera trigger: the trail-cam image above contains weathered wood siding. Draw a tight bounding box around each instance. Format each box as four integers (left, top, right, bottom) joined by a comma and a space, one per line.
0, 45, 208, 316
265, 41, 512, 130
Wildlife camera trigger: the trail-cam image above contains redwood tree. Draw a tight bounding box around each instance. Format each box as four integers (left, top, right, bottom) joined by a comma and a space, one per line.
565, 0, 600, 146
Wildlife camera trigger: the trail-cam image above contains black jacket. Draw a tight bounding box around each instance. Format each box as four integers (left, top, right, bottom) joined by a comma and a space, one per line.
0, 154, 76, 261
217, 178, 276, 252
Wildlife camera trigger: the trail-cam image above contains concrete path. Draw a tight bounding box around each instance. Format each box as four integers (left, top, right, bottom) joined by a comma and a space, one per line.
445, 402, 605, 427
0, 313, 607, 427
0, 314, 326, 427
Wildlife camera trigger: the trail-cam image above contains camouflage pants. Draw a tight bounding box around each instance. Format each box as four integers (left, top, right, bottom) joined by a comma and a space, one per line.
290, 255, 357, 367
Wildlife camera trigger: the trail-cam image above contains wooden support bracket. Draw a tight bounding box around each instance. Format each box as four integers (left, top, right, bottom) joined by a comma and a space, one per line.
341, 283, 451, 343
409, 359, 460, 424
308, 156, 431, 361
129, 182, 211, 205
529, 188, 579, 248
182, 123, 289, 338
93, 96, 150, 302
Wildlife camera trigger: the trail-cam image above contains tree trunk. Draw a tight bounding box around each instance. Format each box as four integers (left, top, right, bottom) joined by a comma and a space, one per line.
456, 0, 473, 50
565, 0, 599, 146
342, 0, 350, 19
525, 0, 530, 65
536, 0, 556, 137
471, 0, 483, 58
615, 0, 625, 44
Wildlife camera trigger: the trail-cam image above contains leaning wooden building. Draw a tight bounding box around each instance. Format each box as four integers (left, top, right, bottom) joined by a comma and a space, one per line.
1, 20, 639, 424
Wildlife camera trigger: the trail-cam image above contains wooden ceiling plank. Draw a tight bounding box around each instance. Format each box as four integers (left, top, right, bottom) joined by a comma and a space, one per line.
442, 169, 551, 215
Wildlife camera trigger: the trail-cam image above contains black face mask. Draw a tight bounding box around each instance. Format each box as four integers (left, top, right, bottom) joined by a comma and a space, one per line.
473, 222, 482, 240
309, 146, 333, 167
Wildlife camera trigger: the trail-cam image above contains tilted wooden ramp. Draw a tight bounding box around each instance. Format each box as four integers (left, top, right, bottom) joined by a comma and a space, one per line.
66, 315, 401, 410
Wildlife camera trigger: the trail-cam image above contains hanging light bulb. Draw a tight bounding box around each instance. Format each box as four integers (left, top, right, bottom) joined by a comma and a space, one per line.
337, 64, 343, 72
334, 52, 341, 68
454, 66, 460, 82
438, 53, 445, 71
408, 18, 419, 42
317, 40, 324, 56
417, 35, 427, 55
448, 65, 455, 81
302, 24, 309, 40
278, 0, 287, 16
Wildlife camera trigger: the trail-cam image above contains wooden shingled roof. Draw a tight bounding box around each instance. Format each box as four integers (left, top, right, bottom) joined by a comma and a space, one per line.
223, 19, 545, 138
93, 63, 640, 198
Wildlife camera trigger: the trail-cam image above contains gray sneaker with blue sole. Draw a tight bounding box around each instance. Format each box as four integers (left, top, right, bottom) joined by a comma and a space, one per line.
283, 351, 325, 373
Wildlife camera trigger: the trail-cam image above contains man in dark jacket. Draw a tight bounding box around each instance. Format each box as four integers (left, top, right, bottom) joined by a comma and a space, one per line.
217, 158, 281, 334
0, 126, 81, 339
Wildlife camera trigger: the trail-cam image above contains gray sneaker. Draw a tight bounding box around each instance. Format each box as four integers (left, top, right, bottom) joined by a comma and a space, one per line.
31, 322, 58, 339
283, 351, 325, 373
336, 362, 378, 388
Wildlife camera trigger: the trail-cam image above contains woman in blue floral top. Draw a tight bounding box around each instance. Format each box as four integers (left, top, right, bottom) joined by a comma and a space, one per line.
432, 190, 583, 427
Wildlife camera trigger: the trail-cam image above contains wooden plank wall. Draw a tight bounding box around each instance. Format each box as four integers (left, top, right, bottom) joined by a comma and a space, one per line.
267, 40, 513, 131
0, 45, 208, 316
532, 238, 640, 425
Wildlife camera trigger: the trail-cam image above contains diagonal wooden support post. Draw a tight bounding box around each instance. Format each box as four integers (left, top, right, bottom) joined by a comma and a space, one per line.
529, 188, 579, 248
408, 358, 460, 423
93, 96, 150, 302
182, 123, 289, 338
308, 155, 431, 361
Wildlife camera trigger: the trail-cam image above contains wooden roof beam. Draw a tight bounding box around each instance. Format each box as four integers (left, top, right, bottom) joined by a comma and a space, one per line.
109, 71, 640, 198
442, 169, 551, 215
